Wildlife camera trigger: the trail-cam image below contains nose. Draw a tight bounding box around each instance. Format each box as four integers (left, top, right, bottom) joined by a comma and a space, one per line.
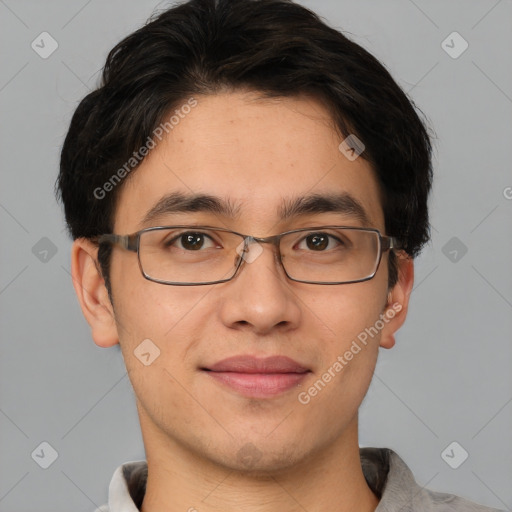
217, 239, 301, 335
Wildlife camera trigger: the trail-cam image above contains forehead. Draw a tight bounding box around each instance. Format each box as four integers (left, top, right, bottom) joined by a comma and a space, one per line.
114, 91, 385, 233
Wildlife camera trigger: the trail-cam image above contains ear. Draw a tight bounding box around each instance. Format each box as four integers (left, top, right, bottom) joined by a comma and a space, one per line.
71, 238, 119, 348
379, 252, 414, 349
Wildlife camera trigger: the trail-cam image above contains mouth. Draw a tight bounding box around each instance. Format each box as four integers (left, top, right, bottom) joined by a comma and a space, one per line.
200, 355, 311, 398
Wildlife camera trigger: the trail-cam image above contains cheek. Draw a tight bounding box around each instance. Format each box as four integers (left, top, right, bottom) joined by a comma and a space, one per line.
299, 286, 384, 413
111, 252, 200, 338
298, 279, 387, 402
112, 282, 210, 424
110, 259, 213, 386
307, 277, 388, 346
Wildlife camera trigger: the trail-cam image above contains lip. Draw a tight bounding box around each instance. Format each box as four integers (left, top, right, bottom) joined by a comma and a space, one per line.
205, 355, 310, 373
201, 355, 311, 398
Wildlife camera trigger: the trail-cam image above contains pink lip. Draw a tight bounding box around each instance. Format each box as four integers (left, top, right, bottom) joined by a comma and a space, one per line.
202, 355, 310, 398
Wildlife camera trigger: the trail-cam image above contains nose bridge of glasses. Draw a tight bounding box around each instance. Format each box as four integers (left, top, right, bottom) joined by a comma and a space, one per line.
234, 234, 283, 270
246, 233, 280, 245
244, 233, 283, 256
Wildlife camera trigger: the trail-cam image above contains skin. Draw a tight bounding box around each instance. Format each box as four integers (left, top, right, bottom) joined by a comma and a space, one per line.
72, 91, 414, 512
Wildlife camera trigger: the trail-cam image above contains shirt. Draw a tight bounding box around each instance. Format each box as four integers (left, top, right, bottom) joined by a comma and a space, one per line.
94, 447, 505, 512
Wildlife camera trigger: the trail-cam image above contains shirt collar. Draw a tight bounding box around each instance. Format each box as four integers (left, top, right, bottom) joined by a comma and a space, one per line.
102, 447, 487, 512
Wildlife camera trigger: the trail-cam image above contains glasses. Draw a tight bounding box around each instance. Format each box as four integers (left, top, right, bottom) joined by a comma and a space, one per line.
96, 225, 400, 286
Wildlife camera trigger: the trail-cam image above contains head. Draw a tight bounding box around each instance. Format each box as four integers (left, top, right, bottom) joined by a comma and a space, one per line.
58, 0, 432, 473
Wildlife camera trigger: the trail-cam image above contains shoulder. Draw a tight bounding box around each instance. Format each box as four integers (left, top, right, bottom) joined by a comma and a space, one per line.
387, 448, 505, 511
418, 486, 506, 511
361, 447, 505, 512
91, 459, 148, 512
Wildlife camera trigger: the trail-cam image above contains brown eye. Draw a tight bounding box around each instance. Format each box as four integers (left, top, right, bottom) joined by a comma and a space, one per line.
163, 232, 217, 251
180, 233, 206, 250
305, 233, 329, 251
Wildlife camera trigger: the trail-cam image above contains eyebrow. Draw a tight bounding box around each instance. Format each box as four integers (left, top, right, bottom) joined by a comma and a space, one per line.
279, 193, 371, 226
140, 191, 372, 227
140, 192, 241, 227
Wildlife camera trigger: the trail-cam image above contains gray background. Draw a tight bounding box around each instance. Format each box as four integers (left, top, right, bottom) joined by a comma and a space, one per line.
1, 0, 511, 510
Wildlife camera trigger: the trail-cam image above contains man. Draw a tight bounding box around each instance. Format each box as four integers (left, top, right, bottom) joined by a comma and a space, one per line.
57, 0, 503, 510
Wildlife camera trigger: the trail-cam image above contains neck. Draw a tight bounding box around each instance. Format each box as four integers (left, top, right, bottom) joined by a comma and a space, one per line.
139, 412, 379, 512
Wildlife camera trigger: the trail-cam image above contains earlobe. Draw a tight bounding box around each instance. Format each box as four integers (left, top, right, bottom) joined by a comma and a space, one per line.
379, 253, 414, 350
71, 238, 119, 348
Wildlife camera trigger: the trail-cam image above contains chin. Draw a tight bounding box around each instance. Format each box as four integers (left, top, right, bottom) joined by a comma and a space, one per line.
210, 438, 311, 476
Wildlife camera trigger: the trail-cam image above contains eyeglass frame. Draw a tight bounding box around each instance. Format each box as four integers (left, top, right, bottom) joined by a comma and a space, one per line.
94, 225, 401, 286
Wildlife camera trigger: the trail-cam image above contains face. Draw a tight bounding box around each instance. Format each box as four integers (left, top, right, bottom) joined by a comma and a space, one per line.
79, 91, 411, 474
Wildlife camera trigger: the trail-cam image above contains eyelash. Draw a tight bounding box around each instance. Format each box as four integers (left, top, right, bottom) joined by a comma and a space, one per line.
163, 230, 346, 251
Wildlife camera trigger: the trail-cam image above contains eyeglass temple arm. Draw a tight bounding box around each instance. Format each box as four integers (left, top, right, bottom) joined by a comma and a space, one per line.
382, 236, 401, 252
96, 234, 139, 252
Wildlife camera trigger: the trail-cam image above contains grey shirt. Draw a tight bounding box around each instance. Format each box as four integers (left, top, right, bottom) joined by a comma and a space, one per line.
94, 447, 504, 512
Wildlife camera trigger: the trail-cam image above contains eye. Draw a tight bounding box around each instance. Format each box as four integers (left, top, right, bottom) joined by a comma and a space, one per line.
166, 232, 218, 251
296, 232, 344, 251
